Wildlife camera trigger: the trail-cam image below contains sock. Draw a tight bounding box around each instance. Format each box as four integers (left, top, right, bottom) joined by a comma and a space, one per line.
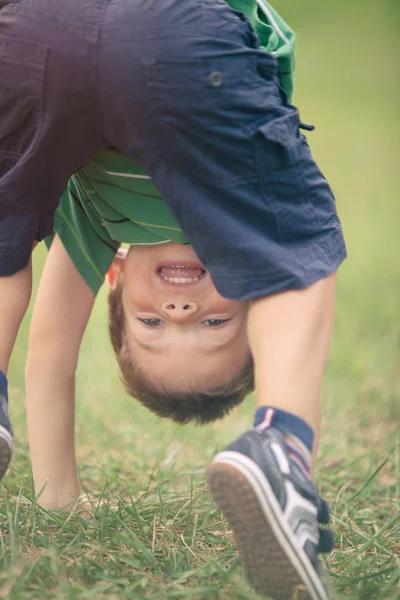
0, 371, 8, 402
254, 406, 313, 476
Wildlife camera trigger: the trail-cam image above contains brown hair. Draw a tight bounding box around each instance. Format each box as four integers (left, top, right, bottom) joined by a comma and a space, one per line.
108, 280, 254, 424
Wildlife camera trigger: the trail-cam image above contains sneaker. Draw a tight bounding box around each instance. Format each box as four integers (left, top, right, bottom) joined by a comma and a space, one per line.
206, 427, 333, 600
0, 394, 13, 481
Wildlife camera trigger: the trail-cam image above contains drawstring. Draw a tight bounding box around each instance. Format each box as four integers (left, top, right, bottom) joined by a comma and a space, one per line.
299, 121, 316, 132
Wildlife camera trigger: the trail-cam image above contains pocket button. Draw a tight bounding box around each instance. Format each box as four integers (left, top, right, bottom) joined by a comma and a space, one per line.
208, 71, 223, 88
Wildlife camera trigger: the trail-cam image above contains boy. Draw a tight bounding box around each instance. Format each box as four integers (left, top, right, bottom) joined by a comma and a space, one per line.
25, 148, 253, 512
44, 148, 254, 422
0, 0, 345, 598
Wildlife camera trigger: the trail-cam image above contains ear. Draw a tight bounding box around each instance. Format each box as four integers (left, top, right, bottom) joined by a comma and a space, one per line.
106, 247, 128, 290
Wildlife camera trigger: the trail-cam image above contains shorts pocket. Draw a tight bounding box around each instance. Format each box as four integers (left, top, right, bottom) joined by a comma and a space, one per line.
255, 108, 319, 243
256, 109, 312, 169
0, 35, 47, 166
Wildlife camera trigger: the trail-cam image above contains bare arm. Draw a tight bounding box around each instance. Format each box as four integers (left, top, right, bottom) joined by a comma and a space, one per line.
26, 235, 96, 509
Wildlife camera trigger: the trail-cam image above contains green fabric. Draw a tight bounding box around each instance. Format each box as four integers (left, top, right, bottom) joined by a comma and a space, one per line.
48, 148, 188, 295
228, 0, 296, 101
51, 0, 295, 295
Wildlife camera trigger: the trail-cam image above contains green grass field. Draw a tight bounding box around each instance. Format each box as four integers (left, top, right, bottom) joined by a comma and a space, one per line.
1, 1, 399, 598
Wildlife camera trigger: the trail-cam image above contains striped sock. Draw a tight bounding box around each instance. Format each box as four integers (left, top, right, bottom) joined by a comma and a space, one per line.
254, 406, 313, 477
283, 432, 312, 476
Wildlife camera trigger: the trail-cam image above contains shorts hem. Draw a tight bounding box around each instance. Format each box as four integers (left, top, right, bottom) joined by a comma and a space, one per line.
210, 230, 347, 301
0, 255, 31, 276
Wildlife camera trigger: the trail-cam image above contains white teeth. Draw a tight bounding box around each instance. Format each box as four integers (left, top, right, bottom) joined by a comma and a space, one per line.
159, 272, 199, 284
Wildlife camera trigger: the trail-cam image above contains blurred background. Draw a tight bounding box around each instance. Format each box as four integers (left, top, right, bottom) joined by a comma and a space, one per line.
5, 0, 400, 598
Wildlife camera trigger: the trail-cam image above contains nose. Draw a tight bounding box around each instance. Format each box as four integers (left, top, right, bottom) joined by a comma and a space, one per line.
161, 300, 199, 322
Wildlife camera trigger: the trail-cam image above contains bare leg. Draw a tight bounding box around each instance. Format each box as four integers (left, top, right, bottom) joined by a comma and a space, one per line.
248, 273, 337, 450
207, 274, 337, 599
0, 261, 33, 478
0, 262, 33, 374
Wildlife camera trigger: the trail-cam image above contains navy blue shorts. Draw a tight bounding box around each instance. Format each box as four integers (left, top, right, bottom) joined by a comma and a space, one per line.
0, 0, 346, 299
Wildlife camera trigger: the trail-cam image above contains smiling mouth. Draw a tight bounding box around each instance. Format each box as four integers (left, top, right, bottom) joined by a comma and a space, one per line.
157, 263, 207, 284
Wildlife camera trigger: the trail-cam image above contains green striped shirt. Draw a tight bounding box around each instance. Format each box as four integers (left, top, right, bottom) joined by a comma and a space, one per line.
50, 148, 188, 294
230, 0, 295, 101
51, 0, 295, 295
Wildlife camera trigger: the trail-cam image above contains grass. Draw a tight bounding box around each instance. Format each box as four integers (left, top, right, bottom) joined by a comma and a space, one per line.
1, 0, 399, 598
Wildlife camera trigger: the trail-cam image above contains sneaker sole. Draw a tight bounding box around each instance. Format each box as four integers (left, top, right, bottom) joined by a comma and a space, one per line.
0, 425, 13, 481
207, 451, 328, 600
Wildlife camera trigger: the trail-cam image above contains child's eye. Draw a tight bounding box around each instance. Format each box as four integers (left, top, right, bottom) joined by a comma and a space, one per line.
202, 319, 231, 327
138, 318, 164, 327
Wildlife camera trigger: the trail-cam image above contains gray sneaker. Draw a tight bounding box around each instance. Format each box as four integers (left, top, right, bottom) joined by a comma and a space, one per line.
207, 427, 333, 600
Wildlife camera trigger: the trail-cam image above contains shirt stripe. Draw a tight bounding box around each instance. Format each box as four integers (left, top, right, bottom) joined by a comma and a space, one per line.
104, 171, 151, 180
256, 0, 290, 44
